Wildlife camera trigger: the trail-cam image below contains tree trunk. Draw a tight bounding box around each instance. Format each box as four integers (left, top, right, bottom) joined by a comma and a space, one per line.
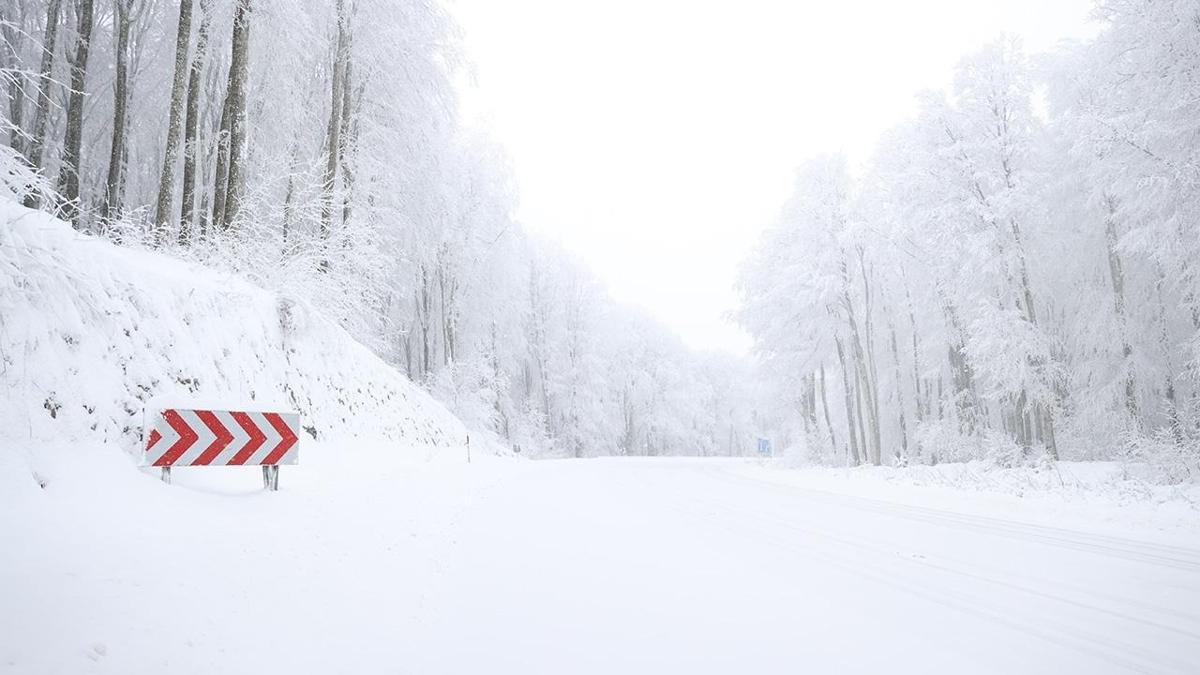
857, 248, 883, 463
835, 335, 860, 466
57, 0, 95, 228
1008, 217, 1058, 459
179, 0, 212, 243
214, 0, 251, 230
853, 365, 870, 464
23, 0, 62, 207
153, 0, 194, 243
1102, 193, 1139, 423
818, 363, 836, 456
281, 143, 299, 244
1155, 268, 1184, 443
936, 376, 944, 421
438, 263, 458, 366
338, 25, 356, 225
800, 373, 815, 435
888, 311, 908, 461
842, 257, 880, 465
210, 93, 230, 230
198, 182, 211, 239
905, 284, 925, 460
491, 321, 509, 438
320, 0, 350, 255
939, 287, 982, 435
1, 4, 27, 159
101, 0, 133, 224
419, 265, 432, 377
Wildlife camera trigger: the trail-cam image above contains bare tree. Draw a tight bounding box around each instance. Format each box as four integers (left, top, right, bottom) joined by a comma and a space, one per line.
152, 0, 193, 244
23, 0, 62, 208
211, 0, 250, 231
1, 2, 28, 158
102, 0, 134, 224
57, 0, 95, 227
1102, 193, 1139, 423
319, 0, 350, 250
835, 334, 861, 465
338, 26, 357, 226
818, 363, 837, 455
179, 0, 211, 243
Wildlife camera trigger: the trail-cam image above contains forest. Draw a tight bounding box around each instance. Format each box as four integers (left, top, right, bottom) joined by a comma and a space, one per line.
740, 1, 1200, 479
0, 0, 757, 459
1, 0, 1197, 477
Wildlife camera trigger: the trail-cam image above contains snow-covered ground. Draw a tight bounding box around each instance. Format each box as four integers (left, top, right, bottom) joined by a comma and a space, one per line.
3, 451, 1198, 674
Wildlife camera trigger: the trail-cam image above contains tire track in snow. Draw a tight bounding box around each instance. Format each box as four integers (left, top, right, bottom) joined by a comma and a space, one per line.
642, 463, 1200, 674
710, 466, 1200, 571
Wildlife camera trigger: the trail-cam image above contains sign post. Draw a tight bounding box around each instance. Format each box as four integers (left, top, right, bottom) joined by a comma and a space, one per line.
143, 407, 299, 491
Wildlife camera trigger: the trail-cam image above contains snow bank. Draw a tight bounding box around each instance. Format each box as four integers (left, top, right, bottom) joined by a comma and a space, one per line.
0, 198, 468, 464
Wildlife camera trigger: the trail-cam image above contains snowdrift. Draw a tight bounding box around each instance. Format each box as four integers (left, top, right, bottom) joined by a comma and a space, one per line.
0, 198, 467, 462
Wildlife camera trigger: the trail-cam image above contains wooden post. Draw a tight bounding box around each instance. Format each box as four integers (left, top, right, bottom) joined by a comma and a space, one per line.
161, 466, 172, 484
466, 434, 471, 464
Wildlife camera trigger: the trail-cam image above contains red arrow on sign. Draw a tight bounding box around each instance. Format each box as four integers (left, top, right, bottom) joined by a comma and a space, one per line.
152, 409, 199, 467
262, 412, 299, 465
228, 411, 267, 465
193, 409, 234, 466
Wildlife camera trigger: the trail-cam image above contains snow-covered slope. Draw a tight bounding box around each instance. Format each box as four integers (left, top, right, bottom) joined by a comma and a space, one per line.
0, 199, 467, 461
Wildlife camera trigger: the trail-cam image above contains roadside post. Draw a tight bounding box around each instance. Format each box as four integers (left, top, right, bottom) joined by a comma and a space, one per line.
143, 407, 300, 491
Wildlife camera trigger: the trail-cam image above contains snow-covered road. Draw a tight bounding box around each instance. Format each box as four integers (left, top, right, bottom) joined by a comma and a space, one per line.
3, 452, 1199, 674
410, 459, 1200, 674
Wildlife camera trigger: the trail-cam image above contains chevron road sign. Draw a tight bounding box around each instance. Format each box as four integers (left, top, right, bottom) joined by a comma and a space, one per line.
143, 407, 300, 490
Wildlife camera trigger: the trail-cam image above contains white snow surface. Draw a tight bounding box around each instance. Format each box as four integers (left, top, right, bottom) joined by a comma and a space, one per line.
0, 199, 468, 460
2, 452, 1199, 674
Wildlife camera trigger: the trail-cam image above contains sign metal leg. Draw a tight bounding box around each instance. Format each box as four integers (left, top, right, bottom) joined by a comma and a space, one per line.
262, 465, 279, 491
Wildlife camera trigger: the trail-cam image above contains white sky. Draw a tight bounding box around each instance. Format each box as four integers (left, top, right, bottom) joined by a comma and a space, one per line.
449, 0, 1097, 355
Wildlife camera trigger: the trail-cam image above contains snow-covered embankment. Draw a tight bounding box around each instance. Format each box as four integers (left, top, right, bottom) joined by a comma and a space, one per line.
0, 199, 469, 482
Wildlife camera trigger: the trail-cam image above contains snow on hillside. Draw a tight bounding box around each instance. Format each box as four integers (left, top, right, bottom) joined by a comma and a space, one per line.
0, 198, 469, 471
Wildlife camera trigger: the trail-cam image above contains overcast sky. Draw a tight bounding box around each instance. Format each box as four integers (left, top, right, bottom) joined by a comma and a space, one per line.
449, 0, 1097, 355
